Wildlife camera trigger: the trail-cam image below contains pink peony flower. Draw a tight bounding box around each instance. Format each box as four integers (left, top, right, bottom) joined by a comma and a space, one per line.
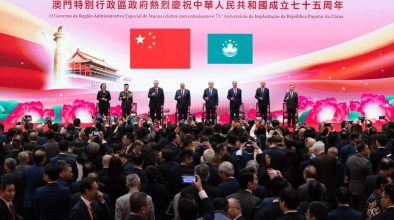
305, 98, 348, 123
60, 100, 96, 124
5, 101, 52, 124
298, 96, 315, 113
349, 93, 394, 120
271, 110, 284, 122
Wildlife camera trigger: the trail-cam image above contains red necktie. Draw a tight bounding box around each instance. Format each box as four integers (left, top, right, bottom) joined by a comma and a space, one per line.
9, 204, 17, 220
89, 203, 96, 220
181, 89, 184, 96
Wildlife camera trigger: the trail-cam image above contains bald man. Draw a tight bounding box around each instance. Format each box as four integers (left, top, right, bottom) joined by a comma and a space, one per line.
148, 80, 165, 121
203, 81, 219, 122
255, 81, 270, 121
174, 82, 191, 121
227, 81, 242, 122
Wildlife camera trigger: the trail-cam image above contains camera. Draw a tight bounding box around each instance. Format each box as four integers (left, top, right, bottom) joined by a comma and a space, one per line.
379, 116, 386, 120
198, 143, 205, 150
323, 122, 332, 127
93, 131, 100, 137
256, 117, 262, 121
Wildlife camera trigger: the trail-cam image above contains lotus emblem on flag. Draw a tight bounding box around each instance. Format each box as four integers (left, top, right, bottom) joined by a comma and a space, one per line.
222, 40, 238, 57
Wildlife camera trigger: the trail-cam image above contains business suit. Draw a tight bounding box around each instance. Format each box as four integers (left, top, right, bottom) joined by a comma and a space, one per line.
218, 178, 240, 197
203, 88, 219, 122
310, 154, 339, 201
42, 140, 59, 159
174, 88, 191, 121
34, 182, 70, 220
258, 200, 283, 220
226, 189, 260, 220
69, 198, 111, 220
297, 179, 327, 202
97, 90, 111, 116
283, 91, 298, 127
227, 88, 242, 122
346, 153, 372, 211
115, 192, 155, 220
0, 197, 22, 220
23, 164, 45, 220
49, 153, 78, 180
255, 87, 270, 120
141, 181, 170, 220
277, 211, 306, 220
119, 90, 133, 118
327, 206, 362, 220
148, 87, 164, 121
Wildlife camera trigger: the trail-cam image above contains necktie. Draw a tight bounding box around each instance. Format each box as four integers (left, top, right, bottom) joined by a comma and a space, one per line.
9, 204, 17, 220
155, 88, 158, 95
209, 88, 212, 96
181, 89, 184, 96
234, 89, 237, 96
89, 203, 96, 220
290, 92, 293, 97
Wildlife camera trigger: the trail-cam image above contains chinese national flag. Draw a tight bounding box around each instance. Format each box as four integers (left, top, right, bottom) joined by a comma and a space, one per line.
130, 29, 190, 69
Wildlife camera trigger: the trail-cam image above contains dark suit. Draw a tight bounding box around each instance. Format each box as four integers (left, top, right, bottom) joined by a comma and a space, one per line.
227, 88, 242, 122
69, 198, 111, 220
127, 214, 145, 220
174, 88, 191, 121
258, 200, 283, 220
346, 154, 372, 211
34, 182, 70, 220
255, 87, 270, 120
148, 87, 164, 121
42, 140, 59, 159
277, 211, 306, 220
327, 206, 362, 220
203, 88, 219, 122
218, 178, 240, 197
49, 153, 78, 180
227, 189, 260, 220
23, 164, 45, 220
283, 91, 298, 127
0, 197, 22, 220
119, 90, 133, 118
141, 181, 170, 220
97, 90, 111, 116
370, 147, 390, 174
310, 154, 338, 201
372, 207, 394, 220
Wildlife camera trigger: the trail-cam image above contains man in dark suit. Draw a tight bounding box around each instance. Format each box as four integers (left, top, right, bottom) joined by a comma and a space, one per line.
69, 177, 111, 220
23, 149, 46, 220
365, 158, 393, 197
217, 161, 240, 197
34, 163, 70, 220
278, 188, 306, 220
148, 80, 164, 121
255, 81, 270, 121
49, 140, 78, 178
141, 166, 170, 220
226, 169, 260, 220
96, 83, 111, 116
0, 178, 22, 220
370, 134, 390, 174
227, 80, 242, 122
175, 82, 191, 121
327, 187, 361, 220
310, 141, 339, 204
283, 84, 298, 128
373, 183, 394, 220
346, 140, 372, 212
203, 81, 219, 123
168, 150, 194, 196
119, 83, 133, 118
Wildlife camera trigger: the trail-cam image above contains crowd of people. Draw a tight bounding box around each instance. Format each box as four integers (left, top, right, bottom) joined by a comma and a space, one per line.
1, 115, 394, 220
